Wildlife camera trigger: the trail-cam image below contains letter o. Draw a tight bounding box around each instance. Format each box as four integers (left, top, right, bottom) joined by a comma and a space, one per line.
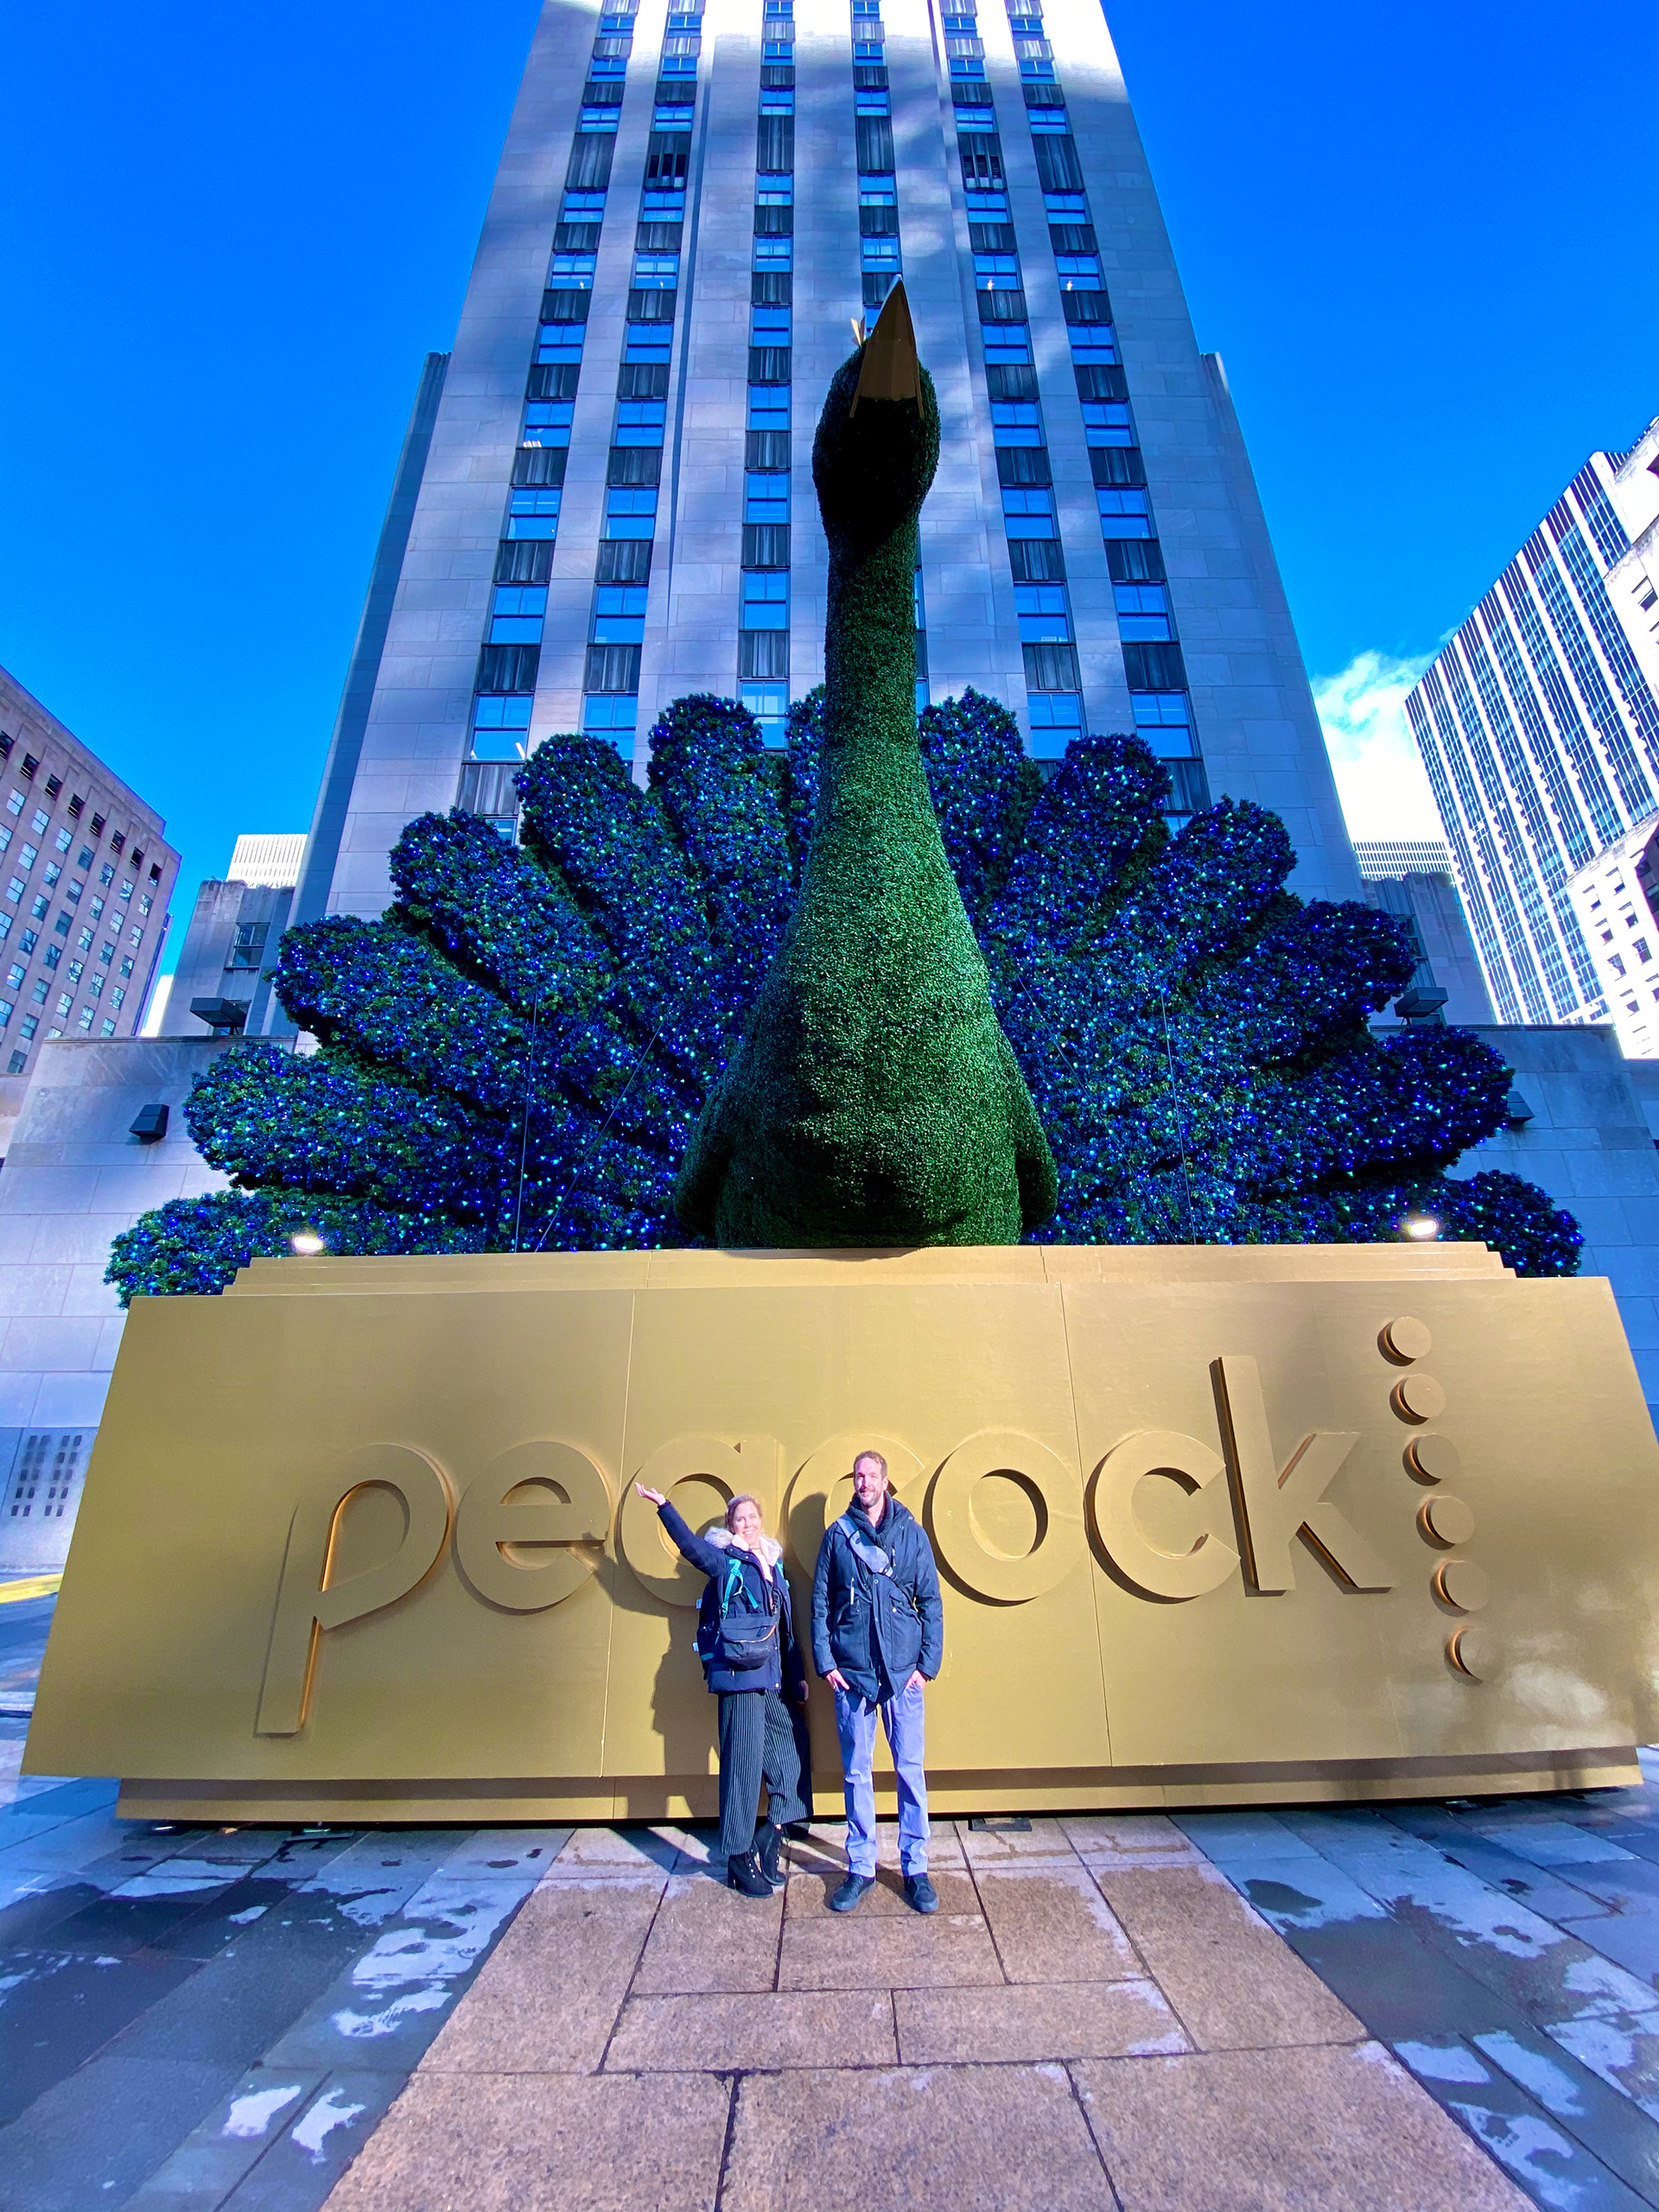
1089, 1430, 1239, 1601
620, 1435, 779, 1610
454, 1440, 612, 1611
782, 1432, 925, 1573
928, 1430, 1083, 1604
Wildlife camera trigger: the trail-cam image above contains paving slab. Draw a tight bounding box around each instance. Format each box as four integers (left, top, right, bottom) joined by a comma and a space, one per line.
416, 1874, 661, 2073
262, 1875, 537, 2072
720, 2061, 1116, 2212
1547, 2007, 1659, 2123
318, 2069, 732, 2212
1338, 1856, 1658, 2024
1073, 2043, 1535, 2212
1236, 1859, 1529, 2042
972, 1857, 1142, 1982
632, 1865, 784, 1993
1094, 1861, 1364, 2050
607, 1987, 895, 2070
1393, 2035, 1651, 2212
1474, 2020, 1659, 2204
119, 2065, 329, 2210
785, 1859, 981, 1918
215, 2069, 408, 2211
0, 2051, 241, 2212
1059, 1812, 1204, 1870
777, 1901, 1004, 1989
894, 1977, 1187, 2063
1382, 1813, 1618, 1923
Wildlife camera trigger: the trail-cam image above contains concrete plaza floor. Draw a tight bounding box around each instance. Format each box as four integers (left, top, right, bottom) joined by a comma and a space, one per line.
8, 1590, 1659, 2208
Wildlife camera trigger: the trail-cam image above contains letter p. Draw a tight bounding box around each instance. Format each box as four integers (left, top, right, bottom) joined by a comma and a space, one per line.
256, 1445, 454, 1736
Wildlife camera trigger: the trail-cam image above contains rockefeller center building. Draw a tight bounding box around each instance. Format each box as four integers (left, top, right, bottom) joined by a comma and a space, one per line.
300, 0, 1358, 923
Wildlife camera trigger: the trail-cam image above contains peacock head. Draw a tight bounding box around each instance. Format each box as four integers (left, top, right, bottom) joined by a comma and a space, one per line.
812, 281, 941, 560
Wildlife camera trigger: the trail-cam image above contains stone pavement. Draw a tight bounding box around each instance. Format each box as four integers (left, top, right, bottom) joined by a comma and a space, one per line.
8, 1570, 1659, 2211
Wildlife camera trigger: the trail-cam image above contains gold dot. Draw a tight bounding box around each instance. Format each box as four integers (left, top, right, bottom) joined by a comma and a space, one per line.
1419, 1493, 1475, 1548
1406, 1435, 1459, 1484
1434, 1559, 1489, 1612
1381, 1315, 1433, 1363
1392, 1373, 1447, 1423
1448, 1625, 1493, 1681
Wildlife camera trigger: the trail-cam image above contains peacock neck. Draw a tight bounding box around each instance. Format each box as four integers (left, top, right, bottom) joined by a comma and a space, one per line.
820, 513, 921, 814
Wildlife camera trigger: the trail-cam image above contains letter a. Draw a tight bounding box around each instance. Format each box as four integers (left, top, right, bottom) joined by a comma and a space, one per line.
1211, 1356, 1391, 1593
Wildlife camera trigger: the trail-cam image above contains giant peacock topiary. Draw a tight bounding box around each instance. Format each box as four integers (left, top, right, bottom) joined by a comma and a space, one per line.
107, 297, 1581, 1300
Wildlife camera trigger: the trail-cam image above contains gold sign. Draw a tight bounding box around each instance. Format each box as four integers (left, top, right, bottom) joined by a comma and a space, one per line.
28, 1244, 1659, 1821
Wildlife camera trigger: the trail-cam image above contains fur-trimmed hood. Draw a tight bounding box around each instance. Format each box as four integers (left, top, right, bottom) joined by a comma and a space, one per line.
702, 1523, 784, 1573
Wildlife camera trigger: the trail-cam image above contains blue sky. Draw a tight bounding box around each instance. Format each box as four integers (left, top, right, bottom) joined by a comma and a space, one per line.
2, 0, 1652, 963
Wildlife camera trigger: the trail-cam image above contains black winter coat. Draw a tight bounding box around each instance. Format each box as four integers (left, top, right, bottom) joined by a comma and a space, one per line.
811, 1496, 944, 1703
657, 1500, 808, 1699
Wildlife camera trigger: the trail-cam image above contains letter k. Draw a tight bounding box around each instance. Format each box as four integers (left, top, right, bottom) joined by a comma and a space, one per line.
1211, 1355, 1391, 1593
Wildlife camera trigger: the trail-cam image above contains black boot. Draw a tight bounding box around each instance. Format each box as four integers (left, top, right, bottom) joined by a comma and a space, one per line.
755, 1820, 784, 1884
727, 1848, 772, 1898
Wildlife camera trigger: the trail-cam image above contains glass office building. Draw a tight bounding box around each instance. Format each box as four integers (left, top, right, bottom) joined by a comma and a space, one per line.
1405, 432, 1659, 1031
303, 0, 1357, 920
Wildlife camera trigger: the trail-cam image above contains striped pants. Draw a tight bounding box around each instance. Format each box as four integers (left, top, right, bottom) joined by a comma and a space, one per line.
715, 1688, 810, 1860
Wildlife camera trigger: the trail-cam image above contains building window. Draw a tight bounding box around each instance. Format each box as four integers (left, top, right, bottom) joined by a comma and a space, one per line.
523, 400, 574, 447
753, 235, 793, 269
227, 924, 268, 971
614, 400, 666, 444
604, 488, 658, 538
745, 474, 790, 525
1071, 324, 1118, 365
1097, 487, 1151, 537
982, 322, 1031, 365
747, 385, 789, 433
550, 251, 596, 287
592, 584, 648, 643
1115, 583, 1170, 639
991, 401, 1043, 447
741, 682, 788, 748
1014, 582, 1071, 641
470, 696, 534, 762
1132, 693, 1195, 753
1027, 693, 1083, 756
508, 488, 562, 539
624, 322, 672, 363
1001, 486, 1055, 538
582, 695, 638, 755
631, 252, 680, 287
741, 572, 789, 629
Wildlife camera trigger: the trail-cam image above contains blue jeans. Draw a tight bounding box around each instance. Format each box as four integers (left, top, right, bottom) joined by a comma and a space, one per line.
833, 1679, 929, 1877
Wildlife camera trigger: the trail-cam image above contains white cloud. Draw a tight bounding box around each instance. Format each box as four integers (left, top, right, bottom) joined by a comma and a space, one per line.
1313, 649, 1445, 843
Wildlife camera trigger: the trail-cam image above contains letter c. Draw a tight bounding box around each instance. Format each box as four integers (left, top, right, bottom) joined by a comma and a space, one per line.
257, 1443, 453, 1735
1089, 1430, 1239, 1601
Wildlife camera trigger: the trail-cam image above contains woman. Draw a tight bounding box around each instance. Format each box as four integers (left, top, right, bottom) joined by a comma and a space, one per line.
634, 1484, 812, 1897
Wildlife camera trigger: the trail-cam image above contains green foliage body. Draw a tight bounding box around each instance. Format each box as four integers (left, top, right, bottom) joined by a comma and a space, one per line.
673, 349, 1058, 1246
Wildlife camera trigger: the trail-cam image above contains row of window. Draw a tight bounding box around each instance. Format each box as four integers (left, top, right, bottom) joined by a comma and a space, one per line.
0, 736, 158, 1067
736, 29, 799, 744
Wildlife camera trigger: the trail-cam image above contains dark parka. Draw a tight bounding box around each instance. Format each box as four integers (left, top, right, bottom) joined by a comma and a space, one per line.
810, 1496, 944, 1704
657, 1500, 808, 1700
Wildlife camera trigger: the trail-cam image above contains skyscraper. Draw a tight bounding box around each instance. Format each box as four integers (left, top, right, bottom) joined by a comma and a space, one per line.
1405, 423, 1659, 1033
306, 0, 1357, 919
0, 664, 179, 1077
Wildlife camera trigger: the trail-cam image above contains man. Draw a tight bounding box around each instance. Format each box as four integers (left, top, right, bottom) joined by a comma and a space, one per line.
811, 1449, 944, 1914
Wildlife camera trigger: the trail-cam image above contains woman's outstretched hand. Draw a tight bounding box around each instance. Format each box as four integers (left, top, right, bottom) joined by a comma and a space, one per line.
634, 1484, 667, 1506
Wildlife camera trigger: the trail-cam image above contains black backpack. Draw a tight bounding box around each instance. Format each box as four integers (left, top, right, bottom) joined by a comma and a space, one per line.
698, 1556, 780, 1673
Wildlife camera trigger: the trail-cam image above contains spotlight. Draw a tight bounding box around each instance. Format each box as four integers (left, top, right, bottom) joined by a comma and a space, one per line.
1402, 1216, 1440, 1241
289, 1229, 326, 1256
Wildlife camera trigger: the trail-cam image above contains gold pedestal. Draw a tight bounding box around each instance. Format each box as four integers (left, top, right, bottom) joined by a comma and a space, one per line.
27, 1243, 1659, 1819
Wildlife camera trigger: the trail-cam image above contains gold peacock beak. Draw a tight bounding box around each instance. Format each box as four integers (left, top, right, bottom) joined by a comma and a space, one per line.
851, 280, 921, 410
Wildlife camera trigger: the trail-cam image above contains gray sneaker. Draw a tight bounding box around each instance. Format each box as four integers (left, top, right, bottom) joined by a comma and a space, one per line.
830, 1872, 875, 1913
903, 1872, 939, 1915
